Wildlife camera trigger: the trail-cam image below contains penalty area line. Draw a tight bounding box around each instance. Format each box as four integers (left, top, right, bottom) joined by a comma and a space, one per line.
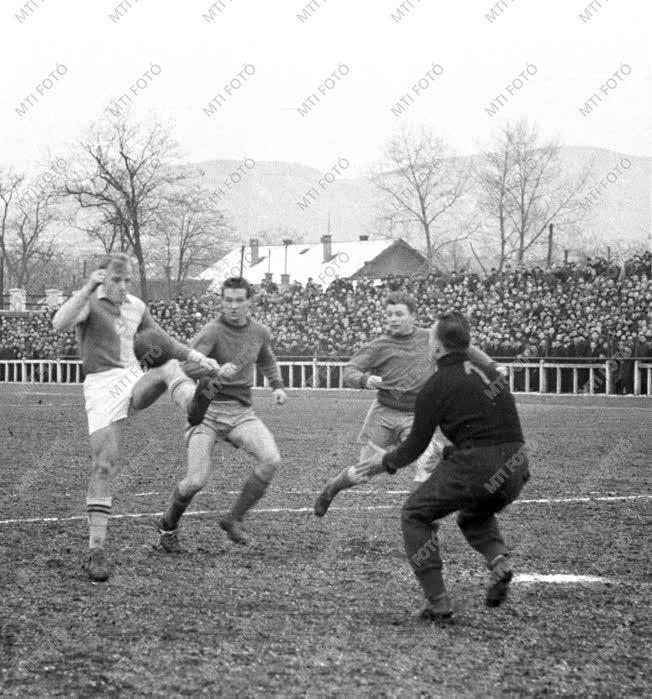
0, 494, 650, 527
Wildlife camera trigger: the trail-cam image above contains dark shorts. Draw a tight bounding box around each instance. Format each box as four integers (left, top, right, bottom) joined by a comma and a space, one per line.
403, 441, 531, 520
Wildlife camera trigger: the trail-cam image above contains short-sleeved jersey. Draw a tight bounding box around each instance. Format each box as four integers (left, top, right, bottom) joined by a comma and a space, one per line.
348, 328, 432, 411
75, 286, 154, 374
193, 315, 284, 406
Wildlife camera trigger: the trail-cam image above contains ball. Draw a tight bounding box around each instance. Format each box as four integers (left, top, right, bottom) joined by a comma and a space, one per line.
133, 327, 175, 368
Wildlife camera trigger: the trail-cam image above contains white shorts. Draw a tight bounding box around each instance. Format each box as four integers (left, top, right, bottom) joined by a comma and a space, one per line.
83, 365, 144, 435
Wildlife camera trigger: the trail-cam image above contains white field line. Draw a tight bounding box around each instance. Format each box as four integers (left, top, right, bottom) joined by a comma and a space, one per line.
0, 493, 649, 527
131, 491, 651, 502
514, 573, 616, 584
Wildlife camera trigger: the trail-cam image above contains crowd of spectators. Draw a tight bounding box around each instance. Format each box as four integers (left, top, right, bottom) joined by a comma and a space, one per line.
1, 252, 650, 367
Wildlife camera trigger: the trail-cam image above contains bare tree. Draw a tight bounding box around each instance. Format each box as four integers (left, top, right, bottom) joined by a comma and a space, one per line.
151, 184, 234, 296
63, 115, 186, 298
0, 170, 25, 274
474, 131, 515, 271
476, 121, 591, 268
8, 191, 58, 288
69, 207, 131, 254
0, 171, 61, 292
370, 128, 472, 265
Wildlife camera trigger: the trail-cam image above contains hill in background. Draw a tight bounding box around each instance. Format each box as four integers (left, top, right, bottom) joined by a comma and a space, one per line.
195, 147, 650, 248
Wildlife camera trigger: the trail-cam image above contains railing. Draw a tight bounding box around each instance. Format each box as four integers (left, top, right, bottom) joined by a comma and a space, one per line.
1, 359, 651, 396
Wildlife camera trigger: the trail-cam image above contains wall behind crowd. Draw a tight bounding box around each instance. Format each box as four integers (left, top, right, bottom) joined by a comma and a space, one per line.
0, 253, 650, 362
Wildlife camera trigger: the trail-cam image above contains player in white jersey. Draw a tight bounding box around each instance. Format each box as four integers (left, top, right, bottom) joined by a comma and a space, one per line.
52, 252, 217, 581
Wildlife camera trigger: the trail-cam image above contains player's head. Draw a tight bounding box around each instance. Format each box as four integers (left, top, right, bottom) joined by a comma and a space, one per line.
221, 277, 253, 325
384, 292, 416, 337
98, 252, 133, 304
431, 310, 471, 358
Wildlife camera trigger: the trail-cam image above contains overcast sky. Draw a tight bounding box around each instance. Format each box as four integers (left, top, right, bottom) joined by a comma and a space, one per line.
2, 0, 650, 177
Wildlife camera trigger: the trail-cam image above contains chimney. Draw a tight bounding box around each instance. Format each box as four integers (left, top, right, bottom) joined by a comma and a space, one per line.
249, 237, 260, 265
359, 235, 369, 241
321, 234, 332, 263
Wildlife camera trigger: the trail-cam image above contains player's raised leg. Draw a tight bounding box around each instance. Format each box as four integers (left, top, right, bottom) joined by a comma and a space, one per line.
314, 402, 395, 517
86, 422, 122, 581
158, 432, 216, 552
219, 418, 281, 545
130, 327, 218, 412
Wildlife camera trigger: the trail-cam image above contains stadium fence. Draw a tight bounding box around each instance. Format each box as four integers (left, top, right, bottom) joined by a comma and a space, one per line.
0, 359, 651, 396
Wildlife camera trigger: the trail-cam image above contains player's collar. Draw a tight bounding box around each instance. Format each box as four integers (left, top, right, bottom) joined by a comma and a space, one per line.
436, 351, 468, 366
219, 313, 250, 329
97, 285, 127, 306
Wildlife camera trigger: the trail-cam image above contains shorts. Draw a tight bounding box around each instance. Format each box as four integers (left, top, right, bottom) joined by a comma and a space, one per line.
358, 399, 444, 483
83, 364, 144, 435
185, 400, 280, 462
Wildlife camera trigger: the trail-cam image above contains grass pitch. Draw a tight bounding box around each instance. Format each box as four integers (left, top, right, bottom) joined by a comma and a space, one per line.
0, 386, 650, 697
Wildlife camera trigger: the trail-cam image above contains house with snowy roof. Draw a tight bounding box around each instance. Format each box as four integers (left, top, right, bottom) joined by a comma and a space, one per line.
199, 235, 428, 289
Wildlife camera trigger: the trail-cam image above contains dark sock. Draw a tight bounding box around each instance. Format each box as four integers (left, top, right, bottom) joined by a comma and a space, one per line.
187, 378, 214, 426
162, 485, 194, 530
326, 466, 354, 497
229, 473, 268, 521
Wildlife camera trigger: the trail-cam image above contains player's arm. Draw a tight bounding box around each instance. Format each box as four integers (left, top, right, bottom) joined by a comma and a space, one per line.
382, 377, 443, 473
256, 337, 285, 390
51, 270, 103, 332
468, 344, 495, 368
343, 343, 380, 389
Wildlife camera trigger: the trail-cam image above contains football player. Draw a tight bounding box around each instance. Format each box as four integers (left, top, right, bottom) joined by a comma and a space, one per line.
52, 252, 217, 581
157, 277, 288, 550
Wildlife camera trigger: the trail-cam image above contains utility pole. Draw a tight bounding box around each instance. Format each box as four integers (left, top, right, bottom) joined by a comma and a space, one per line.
546, 223, 554, 268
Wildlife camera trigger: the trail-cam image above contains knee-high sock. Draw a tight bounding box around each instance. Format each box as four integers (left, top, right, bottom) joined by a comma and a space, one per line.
228, 473, 269, 522
87, 497, 112, 549
162, 485, 195, 530
324, 466, 355, 497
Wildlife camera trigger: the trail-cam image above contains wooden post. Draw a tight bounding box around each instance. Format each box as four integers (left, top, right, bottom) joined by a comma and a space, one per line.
239, 246, 245, 278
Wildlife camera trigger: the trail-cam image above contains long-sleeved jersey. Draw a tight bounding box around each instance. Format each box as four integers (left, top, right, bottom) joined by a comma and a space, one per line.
344, 328, 432, 412
193, 315, 284, 406
53, 285, 154, 374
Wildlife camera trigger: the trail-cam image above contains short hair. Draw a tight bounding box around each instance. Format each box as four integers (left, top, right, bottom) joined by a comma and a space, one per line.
98, 252, 133, 272
436, 311, 471, 351
385, 292, 416, 315
222, 277, 253, 299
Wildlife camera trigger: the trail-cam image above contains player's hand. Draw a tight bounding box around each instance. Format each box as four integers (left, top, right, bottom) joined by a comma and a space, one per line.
217, 362, 239, 380
272, 388, 287, 405
85, 269, 106, 293
365, 374, 384, 390
496, 365, 508, 378
201, 357, 221, 374
349, 442, 387, 483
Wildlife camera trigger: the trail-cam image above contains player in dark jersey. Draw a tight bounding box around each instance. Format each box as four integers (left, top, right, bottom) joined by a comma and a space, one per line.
157, 277, 287, 550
